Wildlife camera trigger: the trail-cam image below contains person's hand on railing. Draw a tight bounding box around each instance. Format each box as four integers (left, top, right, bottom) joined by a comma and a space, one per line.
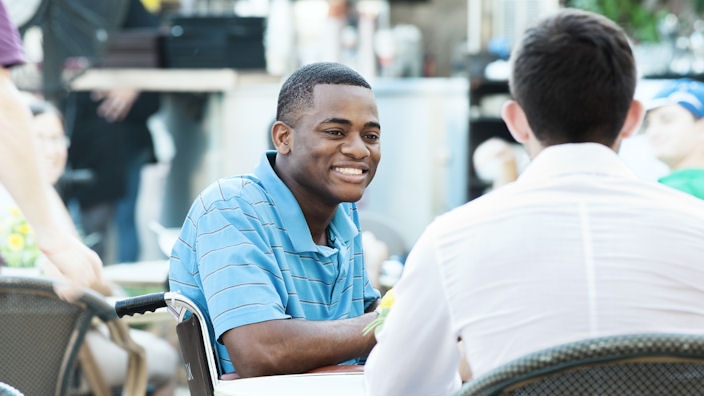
92, 88, 140, 122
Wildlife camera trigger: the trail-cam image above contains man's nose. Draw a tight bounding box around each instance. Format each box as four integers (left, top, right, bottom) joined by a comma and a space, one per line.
341, 134, 370, 159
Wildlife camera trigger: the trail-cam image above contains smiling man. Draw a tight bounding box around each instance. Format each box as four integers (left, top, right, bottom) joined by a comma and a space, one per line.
169, 62, 382, 378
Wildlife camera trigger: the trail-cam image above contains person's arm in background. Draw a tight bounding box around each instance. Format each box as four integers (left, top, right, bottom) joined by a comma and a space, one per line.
0, 2, 102, 295
38, 181, 113, 296
91, 88, 140, 122
87, 0, 156, 125
0, 69, 103, 293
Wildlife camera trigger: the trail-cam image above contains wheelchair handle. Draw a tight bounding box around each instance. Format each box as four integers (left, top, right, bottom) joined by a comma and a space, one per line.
115, 292, 166, 317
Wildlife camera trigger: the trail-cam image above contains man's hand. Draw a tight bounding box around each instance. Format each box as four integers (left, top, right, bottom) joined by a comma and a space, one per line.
37, 232, 107, 300
92, 89, 139, 122
458, 340, 473, 382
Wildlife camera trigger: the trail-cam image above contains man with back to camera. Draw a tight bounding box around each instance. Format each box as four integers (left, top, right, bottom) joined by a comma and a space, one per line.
169, 62, 382, 378
365, 9, 704, 396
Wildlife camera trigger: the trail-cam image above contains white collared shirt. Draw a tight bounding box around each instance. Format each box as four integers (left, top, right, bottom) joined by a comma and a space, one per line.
365, 143, 704, 396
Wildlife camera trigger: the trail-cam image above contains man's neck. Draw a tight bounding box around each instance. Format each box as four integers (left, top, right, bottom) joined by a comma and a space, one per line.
670, 149, 704, 171
306, 209, 336, 247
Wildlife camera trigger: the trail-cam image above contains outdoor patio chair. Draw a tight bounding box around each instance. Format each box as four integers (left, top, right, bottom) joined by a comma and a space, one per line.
0, 275, 147, 396
457, 332, 704, 396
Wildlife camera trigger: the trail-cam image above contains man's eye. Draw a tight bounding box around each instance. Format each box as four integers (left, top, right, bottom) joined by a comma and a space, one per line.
365, 133, 380, 141
325, 130, 344, 136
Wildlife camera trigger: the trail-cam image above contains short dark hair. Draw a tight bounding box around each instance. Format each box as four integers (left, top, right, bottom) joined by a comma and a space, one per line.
509, 9, 637, 147
276, 62, 372, 126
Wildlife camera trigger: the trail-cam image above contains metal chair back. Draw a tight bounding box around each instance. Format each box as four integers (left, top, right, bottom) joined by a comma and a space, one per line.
0, 275, 143, 396
458, 333, 704, 396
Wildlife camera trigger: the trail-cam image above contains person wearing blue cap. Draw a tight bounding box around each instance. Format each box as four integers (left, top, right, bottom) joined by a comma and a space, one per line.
644, 78, 704, 199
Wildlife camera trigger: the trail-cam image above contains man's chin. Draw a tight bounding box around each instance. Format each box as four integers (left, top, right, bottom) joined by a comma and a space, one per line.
336, 190, 365, 203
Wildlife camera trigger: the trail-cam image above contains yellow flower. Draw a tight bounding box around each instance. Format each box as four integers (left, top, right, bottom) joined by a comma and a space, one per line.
363, 288, 395, 336
7, 233, 25, 251
378, 288, 395, 310
0, 206, 40, 268
18, 223, 31, 234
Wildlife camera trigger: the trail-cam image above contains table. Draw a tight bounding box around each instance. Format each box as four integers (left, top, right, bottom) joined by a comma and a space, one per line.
103, 260, 174, 326
213, 372, 366, 396
103, 260, 169, 291
69, 68, 243, 92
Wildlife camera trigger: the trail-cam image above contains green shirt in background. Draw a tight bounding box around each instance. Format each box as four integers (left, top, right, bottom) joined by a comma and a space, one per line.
658, 169, 704, 200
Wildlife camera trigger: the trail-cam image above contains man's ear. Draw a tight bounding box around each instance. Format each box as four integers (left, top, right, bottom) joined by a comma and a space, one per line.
501, 100, 531, 144
618, 99, 645, 140
271, 121, 291, 154
694, 115, 704, 137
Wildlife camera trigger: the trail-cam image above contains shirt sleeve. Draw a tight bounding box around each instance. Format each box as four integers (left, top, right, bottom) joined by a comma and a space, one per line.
0, 2, 25, 67
364, 225, 462, 396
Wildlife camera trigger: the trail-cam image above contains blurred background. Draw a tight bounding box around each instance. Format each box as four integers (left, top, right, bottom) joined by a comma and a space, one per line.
2, 0, 702, 265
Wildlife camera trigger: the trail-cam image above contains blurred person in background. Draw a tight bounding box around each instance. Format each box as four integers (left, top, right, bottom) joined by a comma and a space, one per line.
644, 78, 704, 199
61, 0, 161, 263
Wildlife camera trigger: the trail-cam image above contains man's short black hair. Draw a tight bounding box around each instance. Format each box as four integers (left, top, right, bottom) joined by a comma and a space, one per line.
276, 62, 372, 127
509, 9, 637, 147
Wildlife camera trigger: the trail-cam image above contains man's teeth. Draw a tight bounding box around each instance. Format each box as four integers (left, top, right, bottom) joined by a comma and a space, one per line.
334, 167, 362, 175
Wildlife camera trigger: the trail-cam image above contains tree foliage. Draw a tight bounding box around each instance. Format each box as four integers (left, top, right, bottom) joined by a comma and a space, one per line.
565, 0, 668, 43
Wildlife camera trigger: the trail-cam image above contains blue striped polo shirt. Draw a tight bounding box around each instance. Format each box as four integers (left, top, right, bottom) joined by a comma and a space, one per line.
169, 151, 380, 374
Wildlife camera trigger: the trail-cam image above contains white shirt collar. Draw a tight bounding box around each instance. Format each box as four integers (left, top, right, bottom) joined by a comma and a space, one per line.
517, 142, 637, 183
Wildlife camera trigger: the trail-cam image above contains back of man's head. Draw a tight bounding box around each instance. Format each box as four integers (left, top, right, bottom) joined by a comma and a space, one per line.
509, 9, 637, 147
276, 62, 372, 127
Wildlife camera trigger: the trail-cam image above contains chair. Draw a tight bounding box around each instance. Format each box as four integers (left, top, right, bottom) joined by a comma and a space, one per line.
115, 291, 220, 395
457, 333, 704, 396
0, 275, 147, 396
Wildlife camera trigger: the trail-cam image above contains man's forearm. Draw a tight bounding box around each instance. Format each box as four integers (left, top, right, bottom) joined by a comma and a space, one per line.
223, 312, 379, 378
